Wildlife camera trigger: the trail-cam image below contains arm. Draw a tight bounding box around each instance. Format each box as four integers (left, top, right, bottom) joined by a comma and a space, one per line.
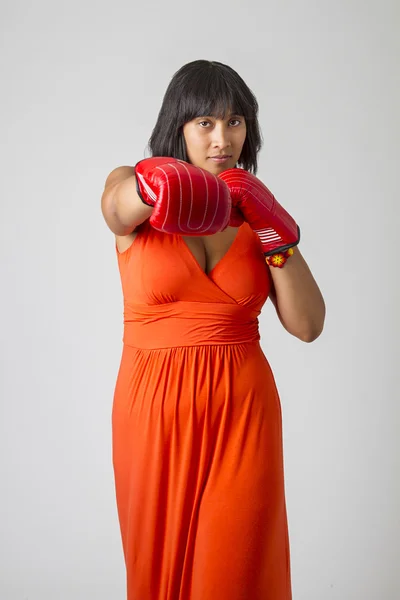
102, 159, 231, 237
218, 168, 325, 343
268, 247, 326, 343
101, 166, 154, 236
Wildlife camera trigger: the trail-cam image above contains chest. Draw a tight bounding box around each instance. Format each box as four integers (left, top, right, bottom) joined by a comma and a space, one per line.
182, 226, 240, 276
118, 220, 271, 308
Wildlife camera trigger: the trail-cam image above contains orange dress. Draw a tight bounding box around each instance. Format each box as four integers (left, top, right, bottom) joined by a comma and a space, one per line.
112, 218, 292, 600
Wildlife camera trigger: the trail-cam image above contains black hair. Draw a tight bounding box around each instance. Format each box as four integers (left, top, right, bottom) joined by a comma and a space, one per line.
147, 60, 263, 174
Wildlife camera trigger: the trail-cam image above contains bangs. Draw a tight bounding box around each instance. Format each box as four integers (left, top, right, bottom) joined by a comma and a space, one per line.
177, 68, 255, 125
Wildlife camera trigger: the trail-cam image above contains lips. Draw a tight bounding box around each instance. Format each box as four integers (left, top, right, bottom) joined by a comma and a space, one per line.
209, 155, 232, 164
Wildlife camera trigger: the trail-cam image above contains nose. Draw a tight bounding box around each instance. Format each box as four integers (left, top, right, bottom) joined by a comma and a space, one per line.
211, 122, 232, 151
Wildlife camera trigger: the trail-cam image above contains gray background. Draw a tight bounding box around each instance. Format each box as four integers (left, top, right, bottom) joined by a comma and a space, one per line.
1, 0, 399, 598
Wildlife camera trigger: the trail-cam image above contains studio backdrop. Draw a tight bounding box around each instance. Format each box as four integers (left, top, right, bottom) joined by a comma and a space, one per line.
1, 1, 398, 599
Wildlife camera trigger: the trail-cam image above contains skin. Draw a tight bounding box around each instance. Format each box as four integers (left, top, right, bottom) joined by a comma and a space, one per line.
184, 111, 326, 342
103, 111, 326, 342
182, 112, 246, 175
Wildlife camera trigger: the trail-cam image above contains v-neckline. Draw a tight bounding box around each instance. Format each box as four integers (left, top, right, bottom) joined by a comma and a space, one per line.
178, 225, 244, 279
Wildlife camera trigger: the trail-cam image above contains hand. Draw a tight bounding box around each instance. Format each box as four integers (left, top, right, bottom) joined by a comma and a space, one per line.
218, 168, 300, 255
135, 157, 231, 235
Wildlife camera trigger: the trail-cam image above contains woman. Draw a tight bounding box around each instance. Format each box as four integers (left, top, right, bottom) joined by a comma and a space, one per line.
101, 59, 325, 600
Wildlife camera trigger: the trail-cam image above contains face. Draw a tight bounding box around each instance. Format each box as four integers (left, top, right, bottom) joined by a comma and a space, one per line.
182, 112, 247, 175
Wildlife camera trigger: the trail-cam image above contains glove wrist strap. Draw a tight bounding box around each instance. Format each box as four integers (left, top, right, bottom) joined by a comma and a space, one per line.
265, 247, 295, 268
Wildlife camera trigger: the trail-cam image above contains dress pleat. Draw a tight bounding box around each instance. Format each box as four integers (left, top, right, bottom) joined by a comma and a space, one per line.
112, 219, 292, 599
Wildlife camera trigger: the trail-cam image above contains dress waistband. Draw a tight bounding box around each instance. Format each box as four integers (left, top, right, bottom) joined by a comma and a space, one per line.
123, 301, 260, 349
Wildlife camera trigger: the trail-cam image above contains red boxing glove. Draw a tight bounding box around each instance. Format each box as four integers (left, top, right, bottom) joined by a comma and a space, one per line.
218, 168, 300, 255
135, 157, 231, 235
229, 204, 245, 228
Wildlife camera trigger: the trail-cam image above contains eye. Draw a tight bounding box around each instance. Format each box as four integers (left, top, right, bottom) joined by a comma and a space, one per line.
198, 120, 211, 128
229, 119, 242, 126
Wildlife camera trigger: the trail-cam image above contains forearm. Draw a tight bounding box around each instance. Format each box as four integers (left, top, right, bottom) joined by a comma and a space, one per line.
114, 176, 154, 229
102, 167, 154, 236
269, 247, 326, 342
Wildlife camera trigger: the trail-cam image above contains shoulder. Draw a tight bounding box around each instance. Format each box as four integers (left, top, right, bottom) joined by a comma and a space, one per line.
104, 165, 135, 190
